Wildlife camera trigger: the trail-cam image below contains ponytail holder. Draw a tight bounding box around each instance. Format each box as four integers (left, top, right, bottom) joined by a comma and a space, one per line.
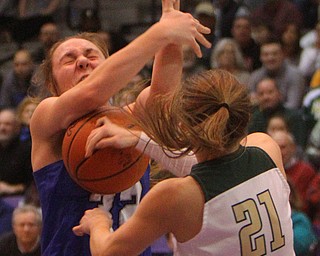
218, 103, 229, 111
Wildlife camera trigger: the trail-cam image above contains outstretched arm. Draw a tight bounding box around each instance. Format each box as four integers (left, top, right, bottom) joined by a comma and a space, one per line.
85, 117, 197, 176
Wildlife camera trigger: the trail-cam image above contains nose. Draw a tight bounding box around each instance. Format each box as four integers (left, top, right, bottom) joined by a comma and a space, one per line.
77, 56, 89, 69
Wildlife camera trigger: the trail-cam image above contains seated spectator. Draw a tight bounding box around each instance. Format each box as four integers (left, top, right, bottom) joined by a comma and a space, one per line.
182, 44, 207, 81
266, 113, 290, 136
213, 0, 250, 39
280, 22, 302, 67
250, 0, 303, 39
248, 77, 308, 149
193, 1, 217, 69
289, 180, 318, 256
231, 15, 261, 72
0, 108, 33, 196
271, 131, 317, 213
32, 22, 60, 65
251, 20, 273, 47
248, 39, 306, 110
0, 198, 14, 237
210, 37, 250, 85
0, 204, 41, 256
16, 97, 39, 143
0, 49, 35, 109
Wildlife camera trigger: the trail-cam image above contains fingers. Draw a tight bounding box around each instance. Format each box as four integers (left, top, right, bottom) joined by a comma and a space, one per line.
72, 226, 84, 236
162, 0, 174, 13
173, 0, 180, 10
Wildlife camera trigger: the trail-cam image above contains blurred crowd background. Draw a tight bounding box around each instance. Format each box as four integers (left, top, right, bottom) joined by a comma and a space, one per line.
1, 1, 320, 255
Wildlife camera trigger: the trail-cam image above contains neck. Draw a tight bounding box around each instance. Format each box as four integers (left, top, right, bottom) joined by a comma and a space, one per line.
196, 144, 240, 163
17, 237, 39, 253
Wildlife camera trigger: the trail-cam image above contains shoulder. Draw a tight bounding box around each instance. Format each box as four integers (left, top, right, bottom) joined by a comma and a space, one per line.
243, 133, 285, 176
140, 177, 202, 218
30, 97, 56, 131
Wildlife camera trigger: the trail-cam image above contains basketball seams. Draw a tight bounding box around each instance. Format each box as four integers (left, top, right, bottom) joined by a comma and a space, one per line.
62, 108, 149, 194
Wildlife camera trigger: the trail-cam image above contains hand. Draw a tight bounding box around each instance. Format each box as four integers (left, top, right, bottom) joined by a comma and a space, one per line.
73, 208, 112, 236
85, 116, 141, 157
160, 0, 211, 57
162, 0, 180, 13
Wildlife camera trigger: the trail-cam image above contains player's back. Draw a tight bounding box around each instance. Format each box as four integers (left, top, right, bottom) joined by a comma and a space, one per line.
174, 146, 295, 255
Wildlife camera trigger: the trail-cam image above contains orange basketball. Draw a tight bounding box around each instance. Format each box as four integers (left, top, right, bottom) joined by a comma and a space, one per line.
62, 107, 149, 194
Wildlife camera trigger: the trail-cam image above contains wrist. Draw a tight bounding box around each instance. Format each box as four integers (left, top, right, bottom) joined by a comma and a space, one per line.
135, 132, 150, 152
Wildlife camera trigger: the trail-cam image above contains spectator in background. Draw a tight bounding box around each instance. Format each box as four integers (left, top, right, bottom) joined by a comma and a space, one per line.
248, 39, 306, 110
288, 179, 318, 256
182, 44, 207, 81
271, 131, 317, 214
280, 23, 302, 67
0, 49, 35, 109
0, 108, 33, 196
213, 0, 250, 38
266, 113, 291, 136
16, 97, 39, 143
193, 1, 217, 69
32, 22, 60, 65
250, 0, 303, 39
210, 37, 250, 85
248, 77, 308, 150
231, 15, 261, 72
0, 204, 41, 256
251, 20, 273, 46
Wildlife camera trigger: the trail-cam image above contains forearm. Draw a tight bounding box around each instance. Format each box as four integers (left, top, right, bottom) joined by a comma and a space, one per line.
80, 22, 172, 108
150, 44, 183, 94
136, 132, 197, 176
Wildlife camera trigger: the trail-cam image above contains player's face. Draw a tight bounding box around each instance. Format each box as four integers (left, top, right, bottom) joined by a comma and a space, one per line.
51, 38, 106, 94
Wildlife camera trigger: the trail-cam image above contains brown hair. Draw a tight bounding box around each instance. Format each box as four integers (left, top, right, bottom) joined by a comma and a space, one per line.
32, 32, 109, 98
134, 69, 252, 157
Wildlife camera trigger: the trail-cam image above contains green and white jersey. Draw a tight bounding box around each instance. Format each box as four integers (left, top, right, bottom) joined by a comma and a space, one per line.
174, 146, 295, 256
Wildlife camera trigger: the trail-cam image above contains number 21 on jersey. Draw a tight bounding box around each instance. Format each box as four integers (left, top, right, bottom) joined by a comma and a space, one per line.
232, 189, 285, 255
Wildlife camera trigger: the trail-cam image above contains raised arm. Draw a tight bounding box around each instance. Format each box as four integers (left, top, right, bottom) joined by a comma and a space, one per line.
134, 0, 211, 109
31, 3, 211, 142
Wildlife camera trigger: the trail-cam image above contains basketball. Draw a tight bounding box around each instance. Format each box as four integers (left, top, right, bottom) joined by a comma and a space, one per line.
62, 107, 149, 194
